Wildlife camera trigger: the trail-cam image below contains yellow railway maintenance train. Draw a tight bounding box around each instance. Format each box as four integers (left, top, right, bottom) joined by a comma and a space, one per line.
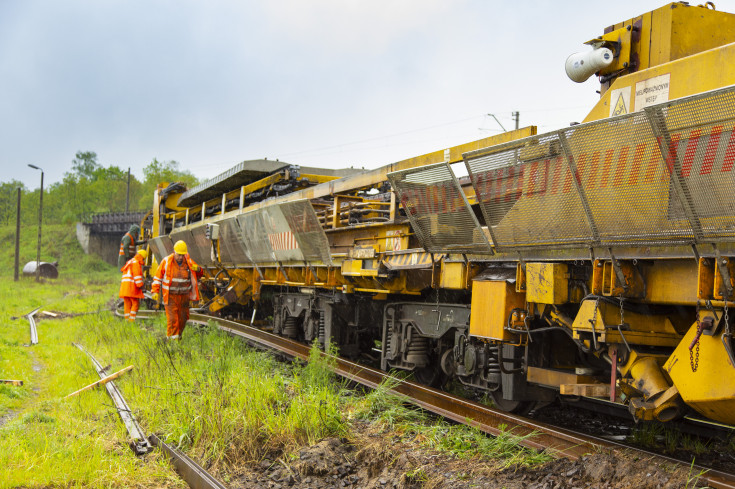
143, 3, 735, 425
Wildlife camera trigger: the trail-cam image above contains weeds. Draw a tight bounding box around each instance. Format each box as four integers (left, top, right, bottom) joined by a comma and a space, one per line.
0, 223, 551, 487
685, 459, 708, 488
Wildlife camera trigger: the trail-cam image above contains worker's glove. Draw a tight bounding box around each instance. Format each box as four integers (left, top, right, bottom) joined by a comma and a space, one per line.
151, 292, 159, 302
191, 264, 200, 272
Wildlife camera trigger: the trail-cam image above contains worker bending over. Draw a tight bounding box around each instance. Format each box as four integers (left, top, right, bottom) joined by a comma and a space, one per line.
151, 240, 202, 340
120, 249, 147, 321
118, 224, 146, 271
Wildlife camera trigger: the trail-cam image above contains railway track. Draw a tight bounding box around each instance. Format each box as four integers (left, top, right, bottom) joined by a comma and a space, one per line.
127, 308, 735, 488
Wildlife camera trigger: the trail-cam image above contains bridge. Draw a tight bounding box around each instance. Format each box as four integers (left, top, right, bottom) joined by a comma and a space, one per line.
76, 211, 148, 266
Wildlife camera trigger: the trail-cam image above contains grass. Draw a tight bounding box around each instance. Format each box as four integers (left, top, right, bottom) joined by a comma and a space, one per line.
350, 375, 551, 469
0, 222, 552, 487
631, 422, 711, 456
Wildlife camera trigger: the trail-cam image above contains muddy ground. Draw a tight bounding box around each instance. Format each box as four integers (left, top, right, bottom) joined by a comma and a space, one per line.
228, 427, 704, 489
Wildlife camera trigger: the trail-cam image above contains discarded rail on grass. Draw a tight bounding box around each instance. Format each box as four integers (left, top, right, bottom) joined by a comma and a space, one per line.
25, 307, 40, 345
149, 434, 229, 489
71, 343, 152, 455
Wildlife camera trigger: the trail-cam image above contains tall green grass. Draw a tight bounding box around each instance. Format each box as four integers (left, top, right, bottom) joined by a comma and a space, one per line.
0, 223, 551, 487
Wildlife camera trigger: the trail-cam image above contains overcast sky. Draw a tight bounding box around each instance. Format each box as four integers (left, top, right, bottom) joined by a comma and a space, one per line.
2, 0, 713, 190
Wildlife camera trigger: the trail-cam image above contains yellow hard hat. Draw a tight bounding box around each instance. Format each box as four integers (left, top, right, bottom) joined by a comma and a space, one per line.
173, 240, 188, 254
136, 249, 148, 259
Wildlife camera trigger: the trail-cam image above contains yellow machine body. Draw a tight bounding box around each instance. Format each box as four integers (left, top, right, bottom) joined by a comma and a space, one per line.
144, 3, 735, 425
664, 317, 735, 424
469, 280, 526, 341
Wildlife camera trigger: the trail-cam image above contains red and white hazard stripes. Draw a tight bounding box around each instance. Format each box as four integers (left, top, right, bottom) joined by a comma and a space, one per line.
268, 231, 299, 251
469, 125, 735, 204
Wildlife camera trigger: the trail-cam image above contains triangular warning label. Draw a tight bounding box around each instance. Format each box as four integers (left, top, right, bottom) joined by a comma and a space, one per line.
612, 93, 627, 116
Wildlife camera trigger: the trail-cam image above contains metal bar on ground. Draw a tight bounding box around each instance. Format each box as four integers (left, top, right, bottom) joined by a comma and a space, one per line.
150, 434, 229, 489
0, 380, 23, 386
71, 343, 152, 455
65, 365, 134, 399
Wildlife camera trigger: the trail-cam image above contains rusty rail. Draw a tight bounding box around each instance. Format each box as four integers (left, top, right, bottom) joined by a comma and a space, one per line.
129, 309, 735, 488
72, 343, 152, 455
150, 434, 228, 489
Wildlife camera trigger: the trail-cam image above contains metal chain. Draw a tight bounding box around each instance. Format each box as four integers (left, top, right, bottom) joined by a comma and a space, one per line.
618, 295, 625, 328
690, 300, 701, 372
725, 292, 730, 335
588, 297, 600, 351
592, 297, 599, 328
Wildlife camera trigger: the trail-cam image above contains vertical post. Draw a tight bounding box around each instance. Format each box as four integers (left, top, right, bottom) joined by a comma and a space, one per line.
14, 187, 21, 281
512, 111, 519, 130
38, 171, 43, 281
126, 167, 131, 212
28, 164, 44, 282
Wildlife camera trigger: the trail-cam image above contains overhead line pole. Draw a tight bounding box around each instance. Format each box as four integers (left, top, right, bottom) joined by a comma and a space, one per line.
28, 164, 43, 282
14, 187, 21, 282
126, 167, 130, 212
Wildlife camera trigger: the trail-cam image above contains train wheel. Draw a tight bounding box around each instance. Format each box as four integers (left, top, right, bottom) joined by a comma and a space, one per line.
413, 365, 447, 389
489, 390, 535, 415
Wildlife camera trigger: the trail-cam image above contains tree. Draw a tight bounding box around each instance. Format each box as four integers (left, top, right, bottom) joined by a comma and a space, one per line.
0, 180, 26, 225
70, 151, 101, 181
138, 158, 199, 209
142, 158, 199, 188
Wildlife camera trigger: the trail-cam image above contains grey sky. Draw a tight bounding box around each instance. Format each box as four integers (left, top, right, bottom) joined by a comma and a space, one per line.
2, 0, 700, 190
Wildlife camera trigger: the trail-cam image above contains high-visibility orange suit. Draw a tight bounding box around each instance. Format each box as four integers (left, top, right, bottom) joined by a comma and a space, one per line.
151, 240, 202, 340
119, 249, 147, 321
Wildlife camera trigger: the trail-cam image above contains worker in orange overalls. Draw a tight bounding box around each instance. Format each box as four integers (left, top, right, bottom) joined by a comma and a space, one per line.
151, 240, 202, 340
119, 249, 147, 321
118, 224, 146, 271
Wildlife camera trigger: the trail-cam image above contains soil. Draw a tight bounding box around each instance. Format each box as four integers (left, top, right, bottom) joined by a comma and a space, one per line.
228, 429, 702, 489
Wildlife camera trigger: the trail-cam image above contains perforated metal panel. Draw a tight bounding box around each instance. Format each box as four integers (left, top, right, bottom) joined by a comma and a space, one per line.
388, 162, 492, 254
168, 230, 191, 256
464, 85, 735, 250
644, 89, 735, 242
465, 133, 595, 249
190, 226, 215, 267
149, 236, 173, 263
280, 200, 332, 265
169, 229, 210, 266
262, 205, 305, 263
218, 217, 251, 265
236, 211, 276, 263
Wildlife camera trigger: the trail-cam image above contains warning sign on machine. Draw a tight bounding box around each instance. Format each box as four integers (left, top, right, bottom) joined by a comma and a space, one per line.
608, 86, 631, 117
634, 74, 670, 111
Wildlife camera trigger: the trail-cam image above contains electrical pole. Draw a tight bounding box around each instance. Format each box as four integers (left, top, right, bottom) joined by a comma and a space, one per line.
512, 111, 520, 130
126, 167, 130, 212
28, 164, 43, 282
14, 187, 21, 282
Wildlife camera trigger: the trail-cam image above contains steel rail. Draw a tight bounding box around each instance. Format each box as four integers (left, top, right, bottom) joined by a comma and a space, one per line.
72, 342, 152, 455
197, 313, 597, 459
25, 307, 40, 345
149, 434, 228, 489
128, 309, 735, 488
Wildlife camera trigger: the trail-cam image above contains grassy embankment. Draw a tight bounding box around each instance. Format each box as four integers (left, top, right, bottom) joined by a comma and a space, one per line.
0, 223, 550, 487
